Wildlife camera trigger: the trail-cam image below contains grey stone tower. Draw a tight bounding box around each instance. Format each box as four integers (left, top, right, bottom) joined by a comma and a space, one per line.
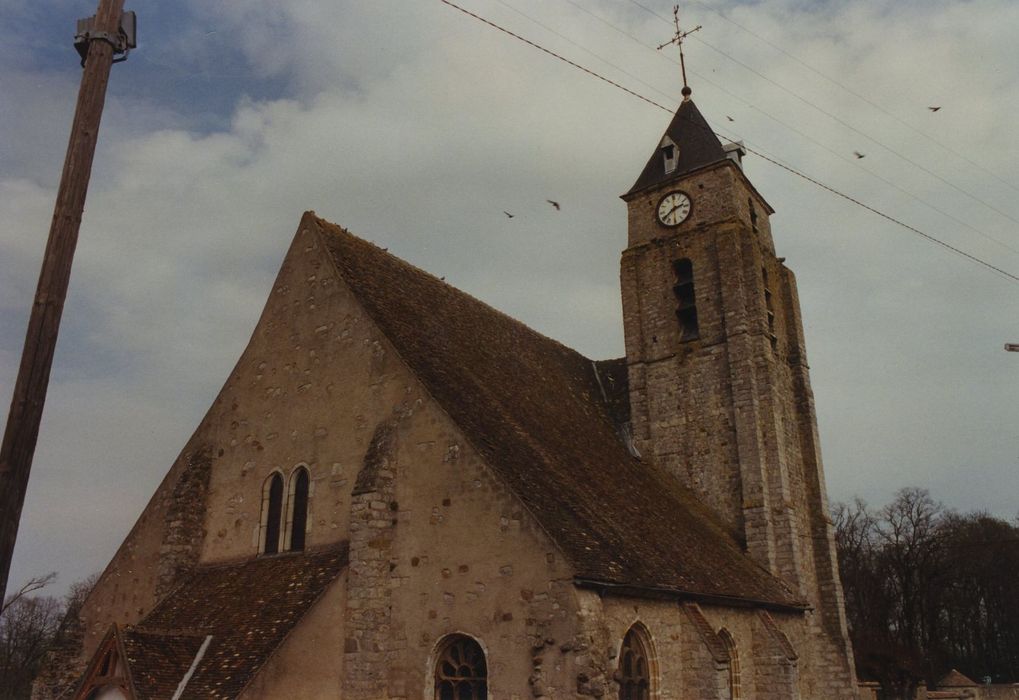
619, 95, 858, 692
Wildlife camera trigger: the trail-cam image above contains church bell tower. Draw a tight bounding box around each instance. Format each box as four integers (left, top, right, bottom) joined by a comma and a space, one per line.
619, 89, 855, 658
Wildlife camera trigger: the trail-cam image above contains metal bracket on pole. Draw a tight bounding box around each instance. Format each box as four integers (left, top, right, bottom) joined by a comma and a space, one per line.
75, 10, 136, 66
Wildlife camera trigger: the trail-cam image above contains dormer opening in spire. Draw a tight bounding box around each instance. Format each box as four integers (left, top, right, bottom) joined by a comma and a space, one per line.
624, 99, 727, 198
661, 136, 679, 175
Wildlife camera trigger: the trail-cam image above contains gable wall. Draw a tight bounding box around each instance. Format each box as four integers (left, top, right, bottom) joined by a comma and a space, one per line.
66, 215, 415, 669
195, 216, 415, 563
340, 374, 587, 699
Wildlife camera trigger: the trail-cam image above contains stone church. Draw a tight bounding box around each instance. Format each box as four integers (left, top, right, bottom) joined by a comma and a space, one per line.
36, 94, 860, 699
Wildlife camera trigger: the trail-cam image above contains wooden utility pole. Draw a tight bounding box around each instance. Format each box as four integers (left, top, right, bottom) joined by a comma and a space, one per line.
0, 0, 133, 597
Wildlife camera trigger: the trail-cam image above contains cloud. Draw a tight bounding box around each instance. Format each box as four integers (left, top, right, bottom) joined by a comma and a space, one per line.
2, 0, 1018, 594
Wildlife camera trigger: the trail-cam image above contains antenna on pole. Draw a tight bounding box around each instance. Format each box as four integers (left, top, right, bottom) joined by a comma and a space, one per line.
657, 4, 701, 100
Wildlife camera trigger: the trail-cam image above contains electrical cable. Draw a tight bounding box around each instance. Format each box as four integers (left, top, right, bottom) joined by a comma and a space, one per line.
553, 0, 1019, 256
625, 0, 1019, 229
438, 0, 1019, 285
490, 0, 678, 105
627, 0, 1019, 197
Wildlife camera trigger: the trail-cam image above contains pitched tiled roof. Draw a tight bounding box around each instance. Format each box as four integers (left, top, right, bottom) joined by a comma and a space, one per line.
623, 98, 727, 198
119, 544, 348, 699
121, 631, 205, 698
314, 214, 800, 608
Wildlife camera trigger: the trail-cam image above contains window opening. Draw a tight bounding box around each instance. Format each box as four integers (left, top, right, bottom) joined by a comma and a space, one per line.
661, 137, 678, 174
434, 635, 488, 700
672, 259, 699, 341
720, 629, 742, 700
262, 473, 284, 554
748, 197, 759, 233
618, 626, 652, 700
77, 637, 129, 700
762, 267, 777, 350
288, 467, 309, 552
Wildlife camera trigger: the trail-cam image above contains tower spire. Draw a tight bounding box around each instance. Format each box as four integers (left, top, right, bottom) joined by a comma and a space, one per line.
657, 5, 701, 100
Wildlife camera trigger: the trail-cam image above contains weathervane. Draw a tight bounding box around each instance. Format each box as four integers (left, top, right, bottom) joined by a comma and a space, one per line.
657, 4, 701, 100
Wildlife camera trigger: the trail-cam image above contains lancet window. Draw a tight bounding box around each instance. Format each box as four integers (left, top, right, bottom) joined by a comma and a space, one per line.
618, 625, 653, 700
720, 628, 742, 700
286, 466, 310, 552
260, 472, 284, 555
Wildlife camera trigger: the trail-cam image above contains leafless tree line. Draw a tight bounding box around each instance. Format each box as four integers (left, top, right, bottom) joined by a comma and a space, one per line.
1, 573, 96, 700
835, 488, 1019, 695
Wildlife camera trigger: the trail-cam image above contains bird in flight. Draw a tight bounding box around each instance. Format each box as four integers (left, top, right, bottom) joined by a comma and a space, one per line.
726, 115, 734, 122
546, 199, 560, 211
929, 106, 941, 112
853, 151, 866, 159
503, 211, 515, 218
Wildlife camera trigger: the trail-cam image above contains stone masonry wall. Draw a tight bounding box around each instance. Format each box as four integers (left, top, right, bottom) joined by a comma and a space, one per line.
343, 418, 400, 699
620, 157, 859, 698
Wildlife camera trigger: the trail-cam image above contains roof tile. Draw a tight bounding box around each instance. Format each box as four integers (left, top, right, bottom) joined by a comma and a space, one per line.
126, 544, 348, 699
314, 215, 798, 608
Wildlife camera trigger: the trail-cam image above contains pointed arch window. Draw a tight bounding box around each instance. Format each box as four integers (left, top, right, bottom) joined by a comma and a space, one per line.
260, 473, 284, 554
285, 466, 310, 552
618, 625, 654, 700
719, 629, 742, 700
434, 634, 488, 700
672, 258, 699, 341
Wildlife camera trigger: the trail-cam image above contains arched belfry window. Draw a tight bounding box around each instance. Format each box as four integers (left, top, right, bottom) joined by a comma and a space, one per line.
260, 473, 284, 554
719, 628, 742, 700
762, 267, 777, 349
672, 259, 699, 341
434, 634, 488, 700
618, 625, 654, 700
285, 466, 310, 552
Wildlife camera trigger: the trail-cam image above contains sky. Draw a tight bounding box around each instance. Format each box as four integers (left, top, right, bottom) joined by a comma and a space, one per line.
1, 0, 1017, 597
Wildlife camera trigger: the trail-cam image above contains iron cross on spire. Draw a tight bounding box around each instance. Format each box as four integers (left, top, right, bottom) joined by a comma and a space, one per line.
657, 4, 701, 100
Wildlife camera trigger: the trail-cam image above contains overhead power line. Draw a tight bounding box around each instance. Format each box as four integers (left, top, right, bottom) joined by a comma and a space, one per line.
438, 0, 1019, 285
627, 0, 1019, 198
552, 0, 1019, 257
491, 0, 677, 105
623, 0, 1019, 232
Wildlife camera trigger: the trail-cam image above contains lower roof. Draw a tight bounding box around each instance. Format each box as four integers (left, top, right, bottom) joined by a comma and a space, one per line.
117, 543, 348, 699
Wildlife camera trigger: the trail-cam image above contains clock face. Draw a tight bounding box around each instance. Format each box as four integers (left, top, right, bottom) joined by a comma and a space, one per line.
657, 191, 692, 227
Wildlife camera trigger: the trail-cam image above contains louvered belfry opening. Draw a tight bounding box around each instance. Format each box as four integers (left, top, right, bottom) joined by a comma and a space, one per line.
672, 258, 699, 341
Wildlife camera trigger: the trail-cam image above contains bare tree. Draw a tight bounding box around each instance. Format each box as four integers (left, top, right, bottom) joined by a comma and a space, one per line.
0, 572, 56, 617
1, 575, 62, 700
836, 489, 1019, 690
